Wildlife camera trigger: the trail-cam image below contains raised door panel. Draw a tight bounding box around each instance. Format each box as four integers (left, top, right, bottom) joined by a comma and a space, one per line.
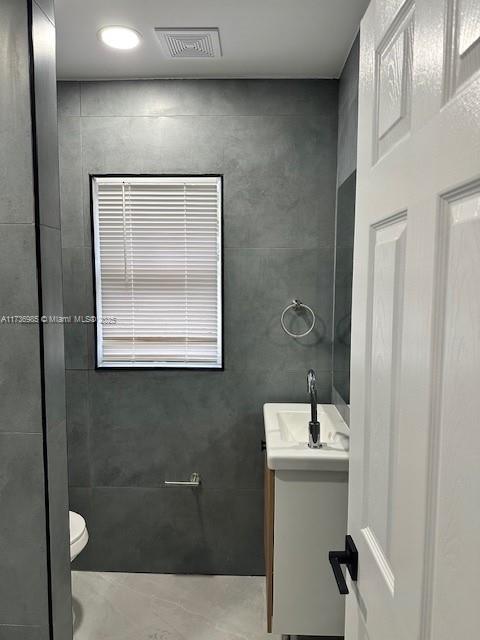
361, 214, 407, 596
444, 0, 480, 99
426, 184, 480, 639
374, 1, 414, 161
378, 34, 405, 137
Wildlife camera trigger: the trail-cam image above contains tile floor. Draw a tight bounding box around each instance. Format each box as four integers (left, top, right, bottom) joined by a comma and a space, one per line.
72, 571, 279, 640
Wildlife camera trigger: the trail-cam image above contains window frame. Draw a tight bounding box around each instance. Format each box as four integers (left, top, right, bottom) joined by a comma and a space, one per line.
90, 173, 224, 371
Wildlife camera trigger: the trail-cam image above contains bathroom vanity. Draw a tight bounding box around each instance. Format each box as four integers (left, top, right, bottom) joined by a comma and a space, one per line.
263, 403, 349, 637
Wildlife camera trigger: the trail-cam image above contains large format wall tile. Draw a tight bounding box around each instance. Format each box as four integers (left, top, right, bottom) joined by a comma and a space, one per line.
79, 79, 337, 118
63, 325, 85, 370
0, 433, 48, 625
65, 370, 91, 487
70, 487, 264, 575
46, 419, 73, 639
40, 226, 66, 428
61, 247, 93, 317
0, 225, 42, 433
59, 79, 338, 574
224, 248, 333, 372
0, 625, 49, 640
86, 368, 327, 492
57, 82, 80, 117
62, 246, 94, 370
337, 34, 359, 187
1, 2, 70, 637
58, 115, 83, 248
0, 0, 34, 224
221, 116, 337, 249
333, 35, 359, 423
33, 5, 72, 635
0, 224, 39, 314
32, 2, 60, 229
0, 324, 42, 434
79, 113, 337, 250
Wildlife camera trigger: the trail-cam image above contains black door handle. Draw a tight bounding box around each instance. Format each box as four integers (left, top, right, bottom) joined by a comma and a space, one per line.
329, 535, 358, 595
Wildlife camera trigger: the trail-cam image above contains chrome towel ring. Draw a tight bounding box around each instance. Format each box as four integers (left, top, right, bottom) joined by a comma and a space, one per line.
280, 299, 316, 338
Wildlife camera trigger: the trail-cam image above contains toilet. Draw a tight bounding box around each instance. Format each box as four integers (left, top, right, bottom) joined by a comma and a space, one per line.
69, 511, 88, 561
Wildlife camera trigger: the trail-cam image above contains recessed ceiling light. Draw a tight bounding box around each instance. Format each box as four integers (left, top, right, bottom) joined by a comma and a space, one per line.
98, 26, 142, 50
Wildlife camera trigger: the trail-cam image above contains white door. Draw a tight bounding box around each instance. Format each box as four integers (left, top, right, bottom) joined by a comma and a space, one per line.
345, 0, 480, 638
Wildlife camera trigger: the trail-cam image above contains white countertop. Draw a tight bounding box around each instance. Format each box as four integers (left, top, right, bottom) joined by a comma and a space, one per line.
263, 403, 349, 471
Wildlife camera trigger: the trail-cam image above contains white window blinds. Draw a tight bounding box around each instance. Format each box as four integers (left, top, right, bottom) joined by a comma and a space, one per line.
92, 176, 222, 368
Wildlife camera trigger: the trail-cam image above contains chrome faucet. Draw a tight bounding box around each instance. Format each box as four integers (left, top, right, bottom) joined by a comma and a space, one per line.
307, 369, 322, 448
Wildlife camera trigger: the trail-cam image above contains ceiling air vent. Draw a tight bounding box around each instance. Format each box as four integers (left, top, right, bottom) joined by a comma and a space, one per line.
155, 28, 222, 59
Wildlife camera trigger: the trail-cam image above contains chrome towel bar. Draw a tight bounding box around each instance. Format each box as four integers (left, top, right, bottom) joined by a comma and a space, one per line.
164, 472, 201, 488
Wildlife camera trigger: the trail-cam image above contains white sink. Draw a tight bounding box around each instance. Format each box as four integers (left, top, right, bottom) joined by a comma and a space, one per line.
263, 403, 349, 471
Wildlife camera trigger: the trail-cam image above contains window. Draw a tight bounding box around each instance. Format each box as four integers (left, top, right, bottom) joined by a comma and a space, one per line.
92, 175, 222, 368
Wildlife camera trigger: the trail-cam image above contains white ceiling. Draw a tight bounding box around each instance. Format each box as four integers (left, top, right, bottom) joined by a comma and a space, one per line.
55, 0, 369, 80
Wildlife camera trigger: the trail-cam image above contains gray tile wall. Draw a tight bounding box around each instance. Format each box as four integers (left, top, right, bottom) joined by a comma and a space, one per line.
58, 79, 338, 574
0, 1, 71, 638
0, 2, 48, 637
332, 172, 356, 425
32, 1, 72, 635
336, 34, 360, 188
332, 35, 360, 424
